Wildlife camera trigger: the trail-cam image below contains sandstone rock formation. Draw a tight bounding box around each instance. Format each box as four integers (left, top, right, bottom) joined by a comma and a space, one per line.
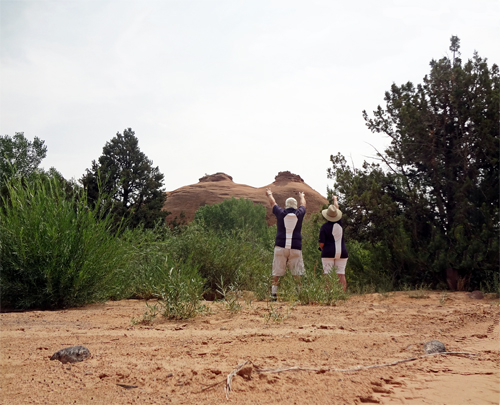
164, 171, 329, 226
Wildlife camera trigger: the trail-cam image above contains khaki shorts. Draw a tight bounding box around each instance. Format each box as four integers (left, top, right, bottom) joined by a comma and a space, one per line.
272, 247, 305, 277
321, 258, 348, 275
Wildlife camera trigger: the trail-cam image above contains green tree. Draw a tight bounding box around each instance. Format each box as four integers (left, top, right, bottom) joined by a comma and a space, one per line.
0, 132, 47, 187
80, 128, 167, 229
329, 37, 499, 290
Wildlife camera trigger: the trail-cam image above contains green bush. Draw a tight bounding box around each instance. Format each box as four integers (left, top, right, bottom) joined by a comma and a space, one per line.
162, 198, 273, 298
194, 197, 268, 240
344, 240, 394, 293
162, 223, 272, 298
0, 175, 132, 309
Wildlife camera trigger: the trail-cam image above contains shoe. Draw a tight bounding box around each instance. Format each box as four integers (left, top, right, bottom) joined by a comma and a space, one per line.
271, 293, 277, 302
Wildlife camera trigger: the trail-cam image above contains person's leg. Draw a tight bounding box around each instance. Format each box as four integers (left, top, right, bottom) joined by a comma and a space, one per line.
337, 274, 347, 291
334, 258, 348, 291
272, 276, 280, 294
289, 250, 305, 293
272, 247, 287, 300
321, 258, 335, 289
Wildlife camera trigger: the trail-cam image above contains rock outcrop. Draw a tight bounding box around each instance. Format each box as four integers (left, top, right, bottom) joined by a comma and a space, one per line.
273, 171, 304, 184
199, 172, 233, 183
164, 172, 329, 226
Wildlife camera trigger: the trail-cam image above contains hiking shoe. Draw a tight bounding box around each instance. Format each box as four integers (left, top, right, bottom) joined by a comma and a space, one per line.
271, 293, 277, 302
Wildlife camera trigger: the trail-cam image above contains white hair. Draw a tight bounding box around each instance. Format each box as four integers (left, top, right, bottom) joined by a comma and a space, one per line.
285, 197, 297, 209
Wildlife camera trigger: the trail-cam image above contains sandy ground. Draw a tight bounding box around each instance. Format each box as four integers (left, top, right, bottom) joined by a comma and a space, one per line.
1, 291, 499, 405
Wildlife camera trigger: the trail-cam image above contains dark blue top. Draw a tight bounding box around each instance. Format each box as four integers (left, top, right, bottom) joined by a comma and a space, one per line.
273, 205, 306, 250
318, 219, 348, 259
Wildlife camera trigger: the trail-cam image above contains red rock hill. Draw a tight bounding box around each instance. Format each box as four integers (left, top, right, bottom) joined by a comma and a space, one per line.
164, 171, 329, 226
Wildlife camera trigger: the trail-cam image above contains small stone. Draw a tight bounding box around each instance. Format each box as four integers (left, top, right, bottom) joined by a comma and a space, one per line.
423, 340, 446, 354
237, 365, 253, 380
468, 290, 484, 300
50, 346, 91, 364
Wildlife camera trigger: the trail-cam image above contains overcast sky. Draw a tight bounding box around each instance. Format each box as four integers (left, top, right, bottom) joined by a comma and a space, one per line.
1, 0, 499, 196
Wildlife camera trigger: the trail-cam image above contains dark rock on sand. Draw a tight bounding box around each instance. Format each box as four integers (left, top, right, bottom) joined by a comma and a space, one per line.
468, 290, 484, 299
423, 340, 446, 354
50, 346, 91, 364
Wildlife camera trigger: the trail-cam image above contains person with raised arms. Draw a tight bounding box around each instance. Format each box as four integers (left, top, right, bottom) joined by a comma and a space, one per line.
266, 188, 306, 301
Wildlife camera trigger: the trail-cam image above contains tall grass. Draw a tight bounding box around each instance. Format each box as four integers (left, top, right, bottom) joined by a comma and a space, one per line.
278, 269, 349, 305
121, 231, 207, 306
0, 175, 132, 309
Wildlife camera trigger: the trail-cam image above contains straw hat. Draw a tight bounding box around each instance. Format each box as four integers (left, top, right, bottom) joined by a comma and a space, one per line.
322, 204, 342, 222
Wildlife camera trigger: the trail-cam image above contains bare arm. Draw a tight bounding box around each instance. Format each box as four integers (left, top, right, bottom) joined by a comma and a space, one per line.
299, 192, 306, 208
332, 195, 339, 209
266, 188, 276, 207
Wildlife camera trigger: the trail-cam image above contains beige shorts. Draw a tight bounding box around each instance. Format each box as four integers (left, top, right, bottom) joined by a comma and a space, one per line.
321, 258, 348, 275
272, 247, 305, 277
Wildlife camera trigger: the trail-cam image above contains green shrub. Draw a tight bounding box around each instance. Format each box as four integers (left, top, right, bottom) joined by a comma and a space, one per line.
161, 223, 272, 298
194, 197, 268, 241
344, 240, 394, 293
0, 175, 131, 309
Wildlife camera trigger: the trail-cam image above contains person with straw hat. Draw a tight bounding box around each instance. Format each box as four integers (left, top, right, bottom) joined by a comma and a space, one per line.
266, 187, 306, 301
318, 195, 348, 291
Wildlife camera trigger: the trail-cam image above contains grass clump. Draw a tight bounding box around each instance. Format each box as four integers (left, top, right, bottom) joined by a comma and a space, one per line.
277, 269, 349, 305
216, 278, 243, 313
402, 283, 431, 299
262, 303, 291, 323
131, 256, 207, 322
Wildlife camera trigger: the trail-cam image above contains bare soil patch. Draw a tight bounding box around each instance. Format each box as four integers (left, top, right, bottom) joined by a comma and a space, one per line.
1, 291, 499, 405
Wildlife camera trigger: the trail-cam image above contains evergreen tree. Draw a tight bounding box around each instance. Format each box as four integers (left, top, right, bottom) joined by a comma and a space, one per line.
81, 128, 167, 229
0, 132, 47, 187
329, 37, 499, 290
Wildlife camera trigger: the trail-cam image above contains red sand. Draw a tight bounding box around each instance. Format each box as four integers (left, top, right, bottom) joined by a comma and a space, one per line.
1, 291, 499, 405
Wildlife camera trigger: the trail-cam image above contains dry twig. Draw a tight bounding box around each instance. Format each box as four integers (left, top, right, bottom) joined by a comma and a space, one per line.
200, 379, 226, 392
222, 352, 477, 398
225, 360, 252, 399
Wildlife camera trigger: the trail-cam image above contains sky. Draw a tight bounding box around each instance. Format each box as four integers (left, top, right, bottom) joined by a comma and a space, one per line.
1, 0, 499, 197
